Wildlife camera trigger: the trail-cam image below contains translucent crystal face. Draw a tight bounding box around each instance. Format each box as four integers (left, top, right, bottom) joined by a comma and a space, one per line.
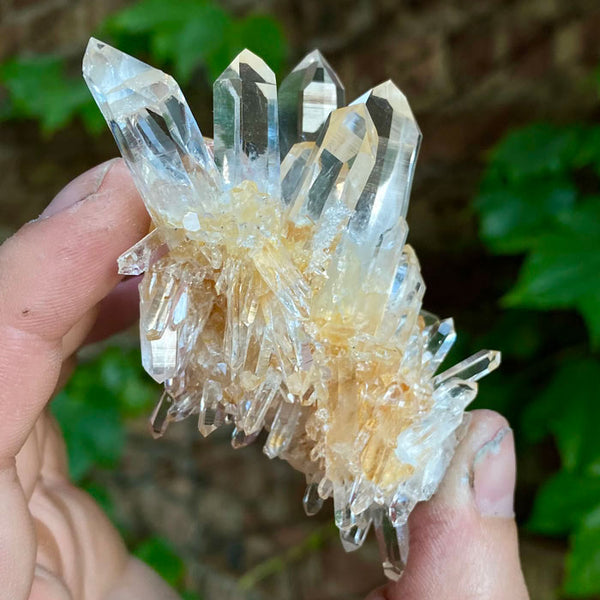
83, 38, 500, 582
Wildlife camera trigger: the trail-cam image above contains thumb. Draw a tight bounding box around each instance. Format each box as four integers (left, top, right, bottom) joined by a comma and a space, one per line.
368, 409, 529, 600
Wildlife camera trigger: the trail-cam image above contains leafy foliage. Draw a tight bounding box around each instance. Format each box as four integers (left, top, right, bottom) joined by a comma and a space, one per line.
0, 0, 287, 134
475, 118, 600, 596
51, 346, 157, 482
0, 55, 104, 135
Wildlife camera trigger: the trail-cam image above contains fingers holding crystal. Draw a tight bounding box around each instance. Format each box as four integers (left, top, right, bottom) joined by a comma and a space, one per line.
0, 159, 149, 457
367, 410, 528, 600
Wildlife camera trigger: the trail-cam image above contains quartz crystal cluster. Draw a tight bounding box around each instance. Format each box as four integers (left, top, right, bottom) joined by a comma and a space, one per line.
83, 38, 500, 580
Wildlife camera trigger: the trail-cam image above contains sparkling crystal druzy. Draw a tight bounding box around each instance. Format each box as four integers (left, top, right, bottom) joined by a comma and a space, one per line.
83, 38, 500, 580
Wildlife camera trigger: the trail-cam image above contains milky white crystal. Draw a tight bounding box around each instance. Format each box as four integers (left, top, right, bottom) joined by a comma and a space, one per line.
84, 38, 500, 581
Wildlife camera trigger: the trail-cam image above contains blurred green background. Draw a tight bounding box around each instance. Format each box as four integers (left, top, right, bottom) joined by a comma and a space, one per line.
1, 0, 600, 598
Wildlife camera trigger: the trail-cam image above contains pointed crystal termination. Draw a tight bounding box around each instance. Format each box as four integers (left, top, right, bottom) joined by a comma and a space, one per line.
287, 104, 378, 226
278, 50, 345, 159
350, 81, 422, 241
434, 350, 501, 388
422, 318, 457, 374
149, 391, 170, 439
214, 50, 280, 197
303, 482, 324, 516
83, 38, 221, 228
280, 141, 315, 205
118, 229, 164, 276
374, 508, 409, 581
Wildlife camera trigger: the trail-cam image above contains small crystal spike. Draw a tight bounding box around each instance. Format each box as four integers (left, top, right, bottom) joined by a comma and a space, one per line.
340, 512, 372, 552
350, 81, 421, 240
118, 229, 163, 276
198, 380, 224, 437
287, 104, 378, 226
374, 508, 409, 581
278, 50, 345, 159
264, 401, 301, 458
83, 38, 221, 228
149, 391, 170, 438
302, 482, 324, 516
422, 318, 457, 374
213, 49, 280, 196
231, 427, 260, 449
280, 141, 315, 205
434, 350, 501, 387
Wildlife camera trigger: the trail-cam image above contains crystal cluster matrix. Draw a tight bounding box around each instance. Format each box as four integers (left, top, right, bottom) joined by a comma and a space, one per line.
83, 38, 500, 580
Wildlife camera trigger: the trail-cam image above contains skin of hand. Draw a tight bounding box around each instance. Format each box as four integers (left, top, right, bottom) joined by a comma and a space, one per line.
0, 160, 530, 600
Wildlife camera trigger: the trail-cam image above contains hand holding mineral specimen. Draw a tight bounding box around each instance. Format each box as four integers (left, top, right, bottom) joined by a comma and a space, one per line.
83, 38, 500, 580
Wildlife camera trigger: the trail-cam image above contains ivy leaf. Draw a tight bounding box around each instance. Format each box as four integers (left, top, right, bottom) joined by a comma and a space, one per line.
476, 179, 577, 254
503, 200, 600, 346
528, 471, 600, 536
521, 358, 600, 472
52, 391, 124, 482
174, 5, 233, 83
106, 0, 204, 34
487, 123, 582, 182
134, 536, 185, 587
232, 14, 287, 76
565, 507, 600, 596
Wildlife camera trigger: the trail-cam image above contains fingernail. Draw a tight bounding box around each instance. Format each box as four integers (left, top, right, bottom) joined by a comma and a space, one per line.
472, 427, 516, 518
40, 158, 119, 218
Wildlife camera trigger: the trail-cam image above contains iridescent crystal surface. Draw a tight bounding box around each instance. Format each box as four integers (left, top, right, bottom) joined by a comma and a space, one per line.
84, 38, 500, 581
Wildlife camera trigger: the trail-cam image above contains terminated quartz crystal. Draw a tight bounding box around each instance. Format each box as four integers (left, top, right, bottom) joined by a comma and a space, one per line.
278, 50, 345, 159
84, 40, 501, 581
214, 50, 280, 197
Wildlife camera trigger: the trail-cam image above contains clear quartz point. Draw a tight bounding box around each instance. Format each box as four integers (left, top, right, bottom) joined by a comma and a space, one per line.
198, 380, 224, 437
83, 38, 221, 228
213, 49, 280, 197
149, 391, 170, 438
422, 318, 456, 374
350, 80, 421, 237
278, 49, 345, 159
302, 482, 324, 516
280, 141, 315, 205
118, 229, 164, 275
231, 427, 260, 449
264, 401, 301, 458
434, 350, 501, 387
168, 390, 200, 421
287, 104, 378, 226
340, 512, 372, 552
374, 508, 409, 581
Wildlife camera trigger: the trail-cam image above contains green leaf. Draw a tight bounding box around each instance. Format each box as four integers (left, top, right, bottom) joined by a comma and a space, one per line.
233, 14, 287, 76
521, 358, 600, 472
476, 179, 577, 254
487, 123, 581, 182
502, 199, 600, 347
134, 536, 185, 587
174, 5, 233, 83
565, 506, 600, 596
0, 55, 100, 134
107, 0, 204, 34
528, 471, 600, 536
52, 391, 125, 482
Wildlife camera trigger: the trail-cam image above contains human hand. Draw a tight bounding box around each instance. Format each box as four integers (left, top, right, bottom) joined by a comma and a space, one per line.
0, 159, 179, 599
0, 160, 530, 599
